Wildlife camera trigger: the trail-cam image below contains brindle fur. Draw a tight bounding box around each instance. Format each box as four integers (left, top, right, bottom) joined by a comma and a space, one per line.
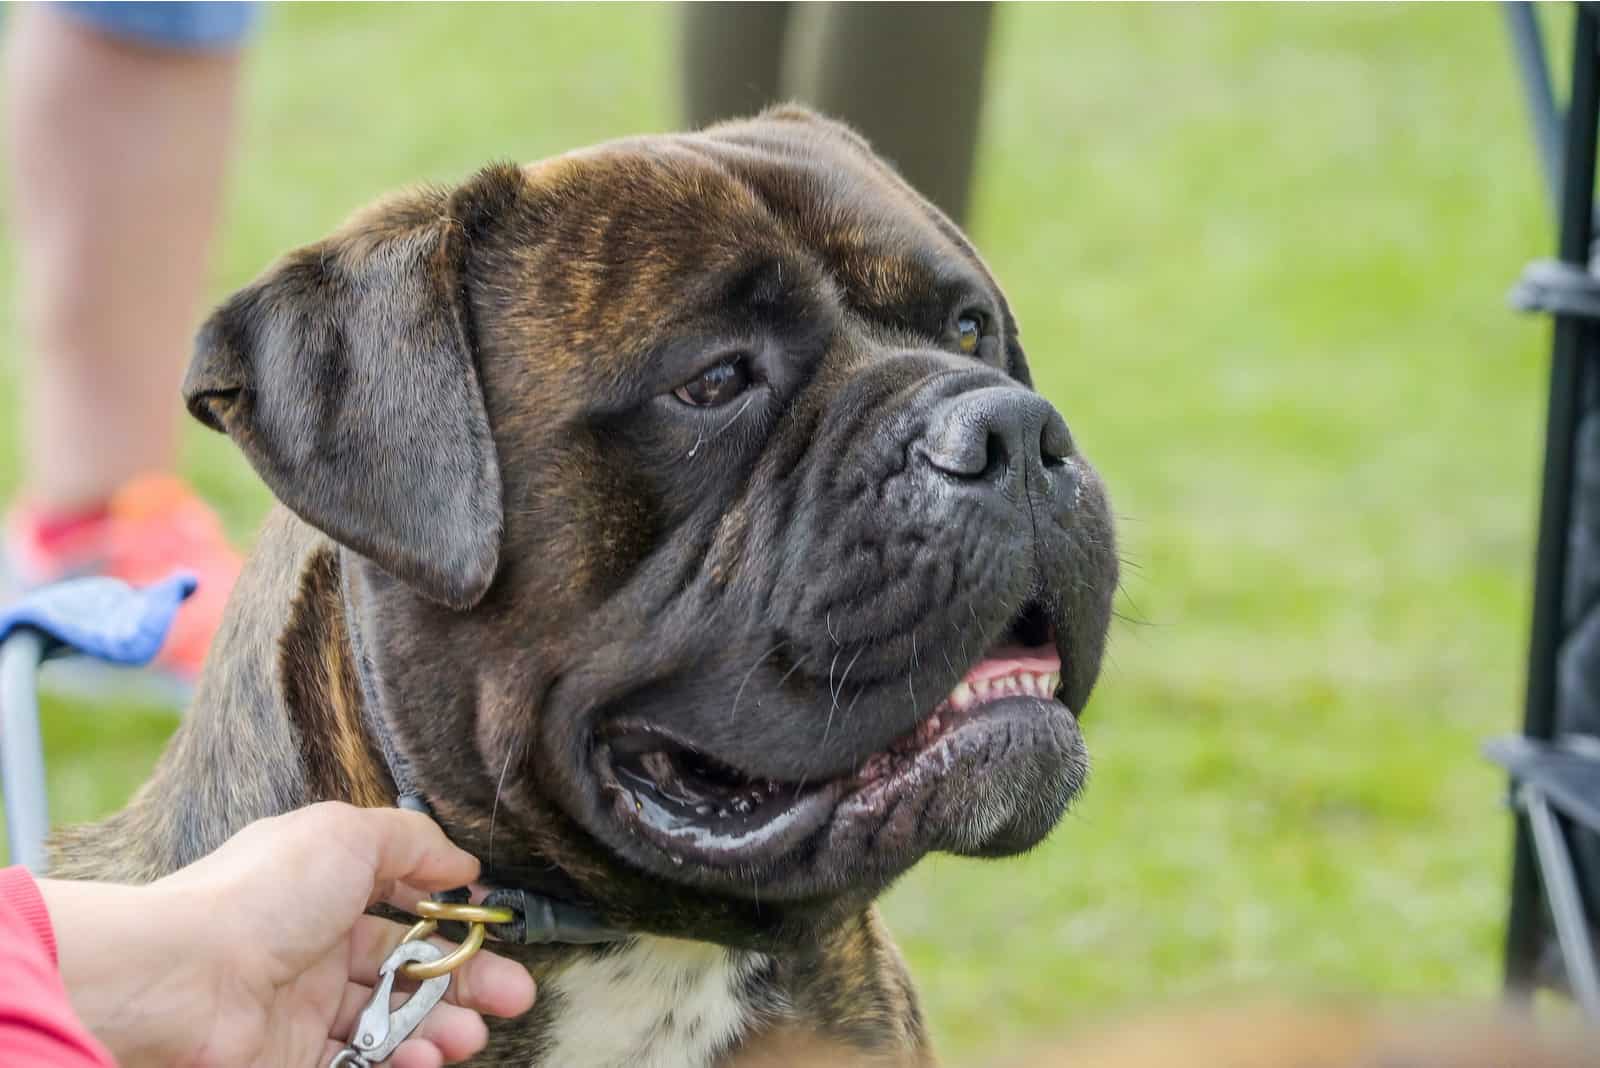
51, 108, 1119, 1067
51, 516, 931, 1065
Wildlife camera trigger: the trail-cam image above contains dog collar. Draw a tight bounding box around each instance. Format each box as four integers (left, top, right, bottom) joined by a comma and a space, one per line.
339, 554, 625, 946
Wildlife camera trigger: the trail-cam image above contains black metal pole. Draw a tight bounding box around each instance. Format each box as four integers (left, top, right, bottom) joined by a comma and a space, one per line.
1505, 2, 1566, 210
1506, 4, 1600, 997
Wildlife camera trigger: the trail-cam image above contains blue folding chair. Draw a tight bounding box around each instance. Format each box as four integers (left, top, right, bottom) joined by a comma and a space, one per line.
0, 572, 194, 872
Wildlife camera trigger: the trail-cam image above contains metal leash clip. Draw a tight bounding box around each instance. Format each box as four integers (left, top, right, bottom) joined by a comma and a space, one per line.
328, 898, 516, 1067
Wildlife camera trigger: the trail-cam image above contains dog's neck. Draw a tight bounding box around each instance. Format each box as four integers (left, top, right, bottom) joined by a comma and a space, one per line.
536, 939, 775, 1068
50, 510, 930, 1066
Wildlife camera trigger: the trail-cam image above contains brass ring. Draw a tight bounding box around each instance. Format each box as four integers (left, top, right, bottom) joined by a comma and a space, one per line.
401, 921, 486, 981
414, 900, 517, 926
402, 918, 438, 944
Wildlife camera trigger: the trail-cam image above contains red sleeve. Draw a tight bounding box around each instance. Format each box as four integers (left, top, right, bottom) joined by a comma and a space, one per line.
0, 867, 117, 1067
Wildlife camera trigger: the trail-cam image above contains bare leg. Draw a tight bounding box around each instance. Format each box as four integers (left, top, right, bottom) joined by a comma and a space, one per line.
5, 5, 243, 511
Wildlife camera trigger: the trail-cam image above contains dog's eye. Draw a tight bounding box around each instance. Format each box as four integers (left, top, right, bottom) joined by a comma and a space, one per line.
674, 358, 751, 407
956, 314, 983, 355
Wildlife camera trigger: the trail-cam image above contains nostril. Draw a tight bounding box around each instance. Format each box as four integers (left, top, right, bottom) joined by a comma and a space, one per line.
984, 430, 1010, 477
1040, 427, 1066, 468
920, 386, 1073, 483
1040, 411, 1073, 467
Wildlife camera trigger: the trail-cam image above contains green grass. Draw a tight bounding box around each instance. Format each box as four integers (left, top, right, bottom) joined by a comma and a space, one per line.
0, 4, 1558, 1061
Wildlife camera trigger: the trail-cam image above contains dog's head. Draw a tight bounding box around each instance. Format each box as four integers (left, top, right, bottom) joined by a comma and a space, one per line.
186, 108, 1118, 948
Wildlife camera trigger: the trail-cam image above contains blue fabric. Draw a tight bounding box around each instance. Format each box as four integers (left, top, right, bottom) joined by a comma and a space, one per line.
0, 572, 196, 665
56, 2, 262, 50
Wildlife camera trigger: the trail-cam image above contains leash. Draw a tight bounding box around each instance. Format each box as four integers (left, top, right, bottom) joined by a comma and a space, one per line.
334, 554, 623, 1066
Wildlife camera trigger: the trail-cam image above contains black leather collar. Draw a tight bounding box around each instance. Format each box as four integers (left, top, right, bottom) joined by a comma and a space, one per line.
339, 553, 624, 946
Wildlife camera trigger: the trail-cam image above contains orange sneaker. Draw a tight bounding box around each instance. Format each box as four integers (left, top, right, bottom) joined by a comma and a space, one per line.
1, 473, 242, 701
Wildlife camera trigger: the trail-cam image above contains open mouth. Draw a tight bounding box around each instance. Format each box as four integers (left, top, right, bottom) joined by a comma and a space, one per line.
594, 596, 1071, 867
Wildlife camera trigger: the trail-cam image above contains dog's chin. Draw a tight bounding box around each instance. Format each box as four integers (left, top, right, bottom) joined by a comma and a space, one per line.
580, 646, 1087, 903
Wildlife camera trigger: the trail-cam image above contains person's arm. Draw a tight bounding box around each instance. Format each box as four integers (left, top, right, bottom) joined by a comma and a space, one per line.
8, 804, 535, 1068
0, 867, 116, 1068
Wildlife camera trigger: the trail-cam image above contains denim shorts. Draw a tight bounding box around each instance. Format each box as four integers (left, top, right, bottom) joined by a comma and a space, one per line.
57, 2, 262, 51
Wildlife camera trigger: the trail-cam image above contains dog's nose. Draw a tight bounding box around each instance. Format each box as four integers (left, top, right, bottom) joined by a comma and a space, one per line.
919, 387, 1073, 484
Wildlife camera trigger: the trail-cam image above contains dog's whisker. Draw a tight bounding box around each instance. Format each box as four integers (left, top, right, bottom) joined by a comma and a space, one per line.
827, 645, 844, 706
487, 737, 521, 871
775, 654, 811, 690
832, 644, 865, 707
824, 644, 866, 756
732, 641, 787, 721
686, 394, 756, 459
821, 651, 845, 757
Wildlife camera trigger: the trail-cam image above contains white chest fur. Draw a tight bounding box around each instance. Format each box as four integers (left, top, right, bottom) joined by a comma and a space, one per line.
536, 937, 770, 1068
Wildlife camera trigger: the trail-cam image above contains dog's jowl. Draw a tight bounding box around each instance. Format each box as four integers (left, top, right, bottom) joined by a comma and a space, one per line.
51, 108, 1118, 1067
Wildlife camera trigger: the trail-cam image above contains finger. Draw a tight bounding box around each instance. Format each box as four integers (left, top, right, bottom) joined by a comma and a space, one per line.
328, 978, 387, 1044
292, 803, 480, 905
444, 941, 538, 1019
377, 881, 500, 927
344, 917, 536, 1019
327, 979, 489, 1062
383, 879, 434, 916
325, 1037, 362, 1066
352, 807, 481, 903
321, 1035, 458, 1068
347, 916, 414, 984
403, 1002, 489, 1063
390, 1041, 445, 1068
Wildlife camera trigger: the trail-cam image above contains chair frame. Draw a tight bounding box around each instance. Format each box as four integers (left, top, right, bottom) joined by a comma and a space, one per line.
1494, 1, 1600, 1019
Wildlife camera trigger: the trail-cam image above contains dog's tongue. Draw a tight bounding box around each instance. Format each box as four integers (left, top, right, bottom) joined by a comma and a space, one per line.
961, 645, 1060, 684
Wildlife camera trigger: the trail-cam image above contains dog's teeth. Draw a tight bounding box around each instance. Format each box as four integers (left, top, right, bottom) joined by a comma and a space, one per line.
1046, 672, 1060, 696
949, 682, 973, 710
973, 679, 992, 699
694, 802, 713, 817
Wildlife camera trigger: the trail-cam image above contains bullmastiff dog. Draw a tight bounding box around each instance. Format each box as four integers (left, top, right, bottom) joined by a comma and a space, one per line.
52, 107, 1118, 1066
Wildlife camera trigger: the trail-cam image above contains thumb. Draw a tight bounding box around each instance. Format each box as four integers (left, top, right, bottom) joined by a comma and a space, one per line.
352, 807, 482, 906
291, 803, 481, 907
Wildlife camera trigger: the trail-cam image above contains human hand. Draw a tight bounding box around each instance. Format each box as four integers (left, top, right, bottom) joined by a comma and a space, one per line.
39, 802, 537, 1068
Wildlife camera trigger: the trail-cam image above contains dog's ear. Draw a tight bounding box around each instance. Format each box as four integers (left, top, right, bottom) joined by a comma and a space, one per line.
184, 166, 522, 610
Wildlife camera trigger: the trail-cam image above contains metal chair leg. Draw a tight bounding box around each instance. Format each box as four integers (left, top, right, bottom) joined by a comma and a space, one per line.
1504, 2, 1565, 209
0, 630, 49, 873
1524, 788, 1600, 1018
